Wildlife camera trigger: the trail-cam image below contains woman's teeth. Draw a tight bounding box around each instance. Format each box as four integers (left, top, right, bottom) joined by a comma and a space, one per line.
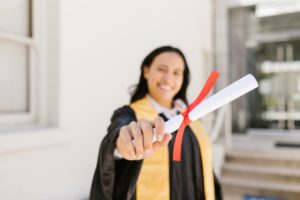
159, 84, 172, 91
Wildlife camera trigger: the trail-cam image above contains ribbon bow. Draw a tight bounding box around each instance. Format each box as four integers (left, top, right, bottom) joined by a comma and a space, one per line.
173, 70, 219, 161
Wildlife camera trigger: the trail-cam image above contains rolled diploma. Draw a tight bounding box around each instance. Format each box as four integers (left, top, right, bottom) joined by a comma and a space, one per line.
153, 74, 258, 142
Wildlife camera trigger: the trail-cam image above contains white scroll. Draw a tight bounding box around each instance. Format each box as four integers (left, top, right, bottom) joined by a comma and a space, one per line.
153, 74, 259, 142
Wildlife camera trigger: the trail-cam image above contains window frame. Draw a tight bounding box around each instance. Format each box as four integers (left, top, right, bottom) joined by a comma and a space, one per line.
0, 0, 50, 128
0, 0, 65, 154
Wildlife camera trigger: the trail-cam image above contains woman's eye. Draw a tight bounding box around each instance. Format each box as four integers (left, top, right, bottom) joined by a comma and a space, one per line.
174, 71, 182, 76
157, 67, 166, 72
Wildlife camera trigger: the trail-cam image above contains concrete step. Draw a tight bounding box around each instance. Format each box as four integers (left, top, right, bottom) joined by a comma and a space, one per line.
225, 149, 300, 169
221, 177, 300, 200
222, 163, 300, 184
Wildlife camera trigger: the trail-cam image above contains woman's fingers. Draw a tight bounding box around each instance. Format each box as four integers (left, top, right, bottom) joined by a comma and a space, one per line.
118, 126, 136, 160
129, 121, 144, 159
140, 119, 154, 157
154, 117, 165, 142
153, 134, 172, 151
117, 117, 172, 161
116, 137, 132, 159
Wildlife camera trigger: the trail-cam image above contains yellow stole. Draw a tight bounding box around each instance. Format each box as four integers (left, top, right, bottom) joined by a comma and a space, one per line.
130, 97, 215, 200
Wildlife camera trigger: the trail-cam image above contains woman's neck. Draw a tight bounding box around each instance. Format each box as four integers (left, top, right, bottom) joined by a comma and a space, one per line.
146, 94, 172, 109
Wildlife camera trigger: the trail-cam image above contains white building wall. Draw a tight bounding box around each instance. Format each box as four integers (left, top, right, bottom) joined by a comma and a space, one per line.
0, 0, 213, 199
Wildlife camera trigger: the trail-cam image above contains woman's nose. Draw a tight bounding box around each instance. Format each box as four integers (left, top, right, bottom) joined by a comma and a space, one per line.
162, 73, 174, 84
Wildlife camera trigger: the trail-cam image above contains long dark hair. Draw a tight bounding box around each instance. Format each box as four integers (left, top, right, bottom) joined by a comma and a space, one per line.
130, 46, 190, 104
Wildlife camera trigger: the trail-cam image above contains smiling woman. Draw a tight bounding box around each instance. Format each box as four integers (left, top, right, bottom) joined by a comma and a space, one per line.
143, 52, 184, 108
131, 46, 190, 107
90, 46, 222, 200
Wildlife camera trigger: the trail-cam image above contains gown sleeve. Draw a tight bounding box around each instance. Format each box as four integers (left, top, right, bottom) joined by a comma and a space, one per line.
90, 106, 143, 200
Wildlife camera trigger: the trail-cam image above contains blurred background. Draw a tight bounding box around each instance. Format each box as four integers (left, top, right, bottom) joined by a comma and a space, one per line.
0, 0, 300, 199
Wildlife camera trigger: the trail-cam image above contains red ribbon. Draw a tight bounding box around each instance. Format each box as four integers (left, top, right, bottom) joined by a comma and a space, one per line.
173, 70, 219, 161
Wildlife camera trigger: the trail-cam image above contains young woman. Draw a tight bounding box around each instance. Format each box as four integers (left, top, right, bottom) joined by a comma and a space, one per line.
90, 46, 222, 200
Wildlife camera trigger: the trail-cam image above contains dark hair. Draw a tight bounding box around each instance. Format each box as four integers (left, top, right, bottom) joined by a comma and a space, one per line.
130, 46, 190, 104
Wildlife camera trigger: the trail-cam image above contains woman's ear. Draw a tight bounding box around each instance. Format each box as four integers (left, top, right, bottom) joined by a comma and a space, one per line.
143, 67, 149, 79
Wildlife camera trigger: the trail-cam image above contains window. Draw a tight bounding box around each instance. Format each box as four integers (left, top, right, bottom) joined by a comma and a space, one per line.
0, 0, 37, 127
0, 0, 58, 128
227, 1, 300, 131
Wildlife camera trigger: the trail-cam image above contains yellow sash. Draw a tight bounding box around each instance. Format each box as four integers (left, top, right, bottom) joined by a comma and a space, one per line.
130, 97, 215, 200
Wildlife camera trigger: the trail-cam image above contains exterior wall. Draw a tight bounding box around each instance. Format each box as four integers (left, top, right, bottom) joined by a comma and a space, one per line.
0, 0, 213, 199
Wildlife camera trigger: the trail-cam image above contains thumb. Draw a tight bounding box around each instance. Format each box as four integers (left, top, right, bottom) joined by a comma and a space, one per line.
153, 134, 172, 152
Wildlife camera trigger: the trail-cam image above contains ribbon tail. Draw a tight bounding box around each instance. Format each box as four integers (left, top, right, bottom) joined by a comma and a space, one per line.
173, 124, 185, 161
172, 70, 219, 162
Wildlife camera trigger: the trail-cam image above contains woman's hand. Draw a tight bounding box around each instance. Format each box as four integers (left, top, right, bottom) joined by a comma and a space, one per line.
116, 117, 172, 160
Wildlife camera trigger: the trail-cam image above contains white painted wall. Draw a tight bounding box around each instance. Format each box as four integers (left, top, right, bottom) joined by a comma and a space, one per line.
0, 0, 214, 199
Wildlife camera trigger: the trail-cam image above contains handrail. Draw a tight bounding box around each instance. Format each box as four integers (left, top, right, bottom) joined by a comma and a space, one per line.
210, 106, 227, 143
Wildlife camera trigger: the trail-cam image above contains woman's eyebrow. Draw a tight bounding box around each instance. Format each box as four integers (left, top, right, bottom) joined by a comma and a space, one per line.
157, 64, 168, 68
156, 64, 183, 72
174, 68, 183, 72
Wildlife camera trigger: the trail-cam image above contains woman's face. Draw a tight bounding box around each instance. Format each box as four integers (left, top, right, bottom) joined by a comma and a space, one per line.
144, 52, 185, 108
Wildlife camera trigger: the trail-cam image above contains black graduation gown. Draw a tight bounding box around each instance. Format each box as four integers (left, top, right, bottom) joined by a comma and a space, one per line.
89, 106, 222, 200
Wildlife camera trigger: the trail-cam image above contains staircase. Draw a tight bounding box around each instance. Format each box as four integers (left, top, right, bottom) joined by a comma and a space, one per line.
221, 148, 300, 200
